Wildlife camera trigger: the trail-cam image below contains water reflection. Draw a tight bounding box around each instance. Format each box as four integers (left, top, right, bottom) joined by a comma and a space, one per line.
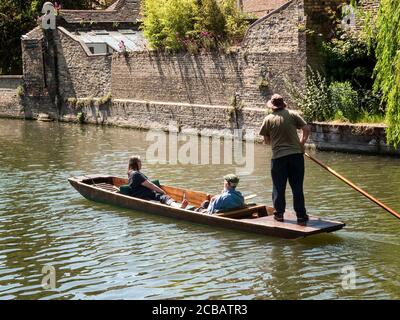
0, 119, 400, 299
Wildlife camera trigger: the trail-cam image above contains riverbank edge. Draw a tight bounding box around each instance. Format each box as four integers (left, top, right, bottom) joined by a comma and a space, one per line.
1, 97, 398, 156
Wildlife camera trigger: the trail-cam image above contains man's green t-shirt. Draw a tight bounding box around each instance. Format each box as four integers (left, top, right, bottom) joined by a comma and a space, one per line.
259, 109, 307, 159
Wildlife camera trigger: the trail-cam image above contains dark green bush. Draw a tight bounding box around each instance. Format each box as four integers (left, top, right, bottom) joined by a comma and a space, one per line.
285, 68, 333, 122
286, 69, 383, 124
329, 81, 359, 122
321, 34, 376, 89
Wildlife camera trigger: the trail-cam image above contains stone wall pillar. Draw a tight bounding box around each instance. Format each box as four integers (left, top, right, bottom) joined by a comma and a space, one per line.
22, 37, 46, 96
21, 28, 60, 119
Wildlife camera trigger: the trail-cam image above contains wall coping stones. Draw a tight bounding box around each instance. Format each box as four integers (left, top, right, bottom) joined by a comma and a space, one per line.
113, 98, 232, 110
0, 75, 23, 79
310, 122, 400, 155
0, 76, 23, 90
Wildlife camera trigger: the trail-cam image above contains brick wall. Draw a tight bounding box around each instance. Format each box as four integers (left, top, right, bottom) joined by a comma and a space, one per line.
56, 28, 112, 99
20, 26, 113, 119
358, 0, 379, 12
0, 90, 24, 119
242, 1, 303, 54
240, 0, 306, 109
354, 0, 380, 31
110, 0, 306, 108
14, 0, 333, 125
111, 51, 242, 106
22, 36, 46, 96
0, 76, 22, 90
69, 99, 239, 132
311, 122, 400, 155
0, 76, 23, 118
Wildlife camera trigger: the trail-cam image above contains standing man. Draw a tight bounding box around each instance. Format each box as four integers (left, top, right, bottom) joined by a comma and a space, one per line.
259, 94, 311, 225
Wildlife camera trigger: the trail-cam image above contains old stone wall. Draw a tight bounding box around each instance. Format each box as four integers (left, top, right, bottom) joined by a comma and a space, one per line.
0, 76, 23, 90
58, 99, 400, 156
0, 76, 23, 118
19, 26, 113, 120
22, 32, 46, 97
111, 51, 242, 106
61, 99, 237, 133
56, 28, 113, 100
358, 0, 380, 12
0, 90, 24, 119
111, 0, 306, 111
242, 1, 303, 54
240, 0, 306, 110
311, 122, 400, 155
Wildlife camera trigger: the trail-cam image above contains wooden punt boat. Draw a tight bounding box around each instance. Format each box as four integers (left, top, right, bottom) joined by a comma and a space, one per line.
68, 174, 345, 239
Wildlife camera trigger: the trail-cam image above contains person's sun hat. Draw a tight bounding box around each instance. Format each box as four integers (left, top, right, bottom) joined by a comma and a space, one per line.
267, 94, 287, 110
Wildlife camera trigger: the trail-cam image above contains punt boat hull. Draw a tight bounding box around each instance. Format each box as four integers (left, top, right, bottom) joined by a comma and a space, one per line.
68, 174, 345, 239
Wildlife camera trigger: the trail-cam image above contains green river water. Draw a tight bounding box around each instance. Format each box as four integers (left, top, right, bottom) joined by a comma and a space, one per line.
0, 118, 399, 299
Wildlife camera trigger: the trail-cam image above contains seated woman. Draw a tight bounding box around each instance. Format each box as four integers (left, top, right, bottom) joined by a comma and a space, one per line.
127, 156, 188, 209
206, 174, 245, 214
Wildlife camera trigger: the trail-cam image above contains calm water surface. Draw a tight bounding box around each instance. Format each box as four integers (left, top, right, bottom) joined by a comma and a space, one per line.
0, 119, 399, 300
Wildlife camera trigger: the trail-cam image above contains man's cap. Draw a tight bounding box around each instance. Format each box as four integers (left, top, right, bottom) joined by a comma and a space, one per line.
267, 94, 287, 110
224, 174, 240, 187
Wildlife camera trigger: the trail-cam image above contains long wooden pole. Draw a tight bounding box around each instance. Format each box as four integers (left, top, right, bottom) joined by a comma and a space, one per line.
304, 152, 400, 220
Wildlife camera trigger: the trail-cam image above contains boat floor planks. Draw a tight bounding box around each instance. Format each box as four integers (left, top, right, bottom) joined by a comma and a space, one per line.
68, 174, 345, 239
241, 213, 344, 235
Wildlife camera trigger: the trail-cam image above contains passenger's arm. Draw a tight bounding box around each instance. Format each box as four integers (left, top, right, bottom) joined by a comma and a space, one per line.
263, 135, 271, 145
142, 180, 166, 194
300, 125, 311, 146
207, 196, 221, 214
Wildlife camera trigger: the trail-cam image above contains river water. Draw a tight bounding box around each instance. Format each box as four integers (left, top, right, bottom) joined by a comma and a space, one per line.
0, 118, 399, 300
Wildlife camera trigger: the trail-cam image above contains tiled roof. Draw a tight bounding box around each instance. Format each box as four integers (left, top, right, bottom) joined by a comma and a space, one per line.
60, 0, 140, 24
76, 30, 147, 52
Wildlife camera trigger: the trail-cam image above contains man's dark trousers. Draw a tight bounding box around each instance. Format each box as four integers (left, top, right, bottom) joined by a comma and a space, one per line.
271, 153, 307, 218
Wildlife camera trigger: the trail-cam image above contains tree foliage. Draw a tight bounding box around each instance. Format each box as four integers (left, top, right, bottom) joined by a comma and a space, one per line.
285, 67, 380, 123
285, 67, 333, 122
372, 0, 400, 147
141, 0, 250, 51
0, 0, 108, 74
